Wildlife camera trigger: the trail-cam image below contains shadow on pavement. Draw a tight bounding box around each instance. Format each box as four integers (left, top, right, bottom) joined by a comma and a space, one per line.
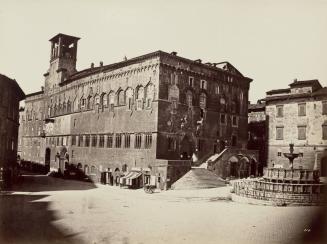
0, 194, 83, 244
12, 173, 97, 192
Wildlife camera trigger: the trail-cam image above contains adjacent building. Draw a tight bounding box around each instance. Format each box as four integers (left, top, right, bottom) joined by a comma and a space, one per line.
265, 79, 327, 176
248, 99, 267, 175
19, 33, 253, 189
0, 74, 25, 189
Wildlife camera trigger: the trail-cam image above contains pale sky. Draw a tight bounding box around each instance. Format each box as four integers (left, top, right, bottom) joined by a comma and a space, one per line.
1, 0, 326, 102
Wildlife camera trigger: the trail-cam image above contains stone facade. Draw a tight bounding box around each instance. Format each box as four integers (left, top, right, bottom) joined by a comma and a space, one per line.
18, 33, 252, 189
265, 79, 327, 175
0, 74, 25, 189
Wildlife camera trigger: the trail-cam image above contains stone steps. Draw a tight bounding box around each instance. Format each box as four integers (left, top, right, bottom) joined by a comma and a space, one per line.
171, 168, 226, 190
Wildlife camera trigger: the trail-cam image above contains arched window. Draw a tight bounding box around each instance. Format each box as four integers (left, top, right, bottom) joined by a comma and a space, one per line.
145, 83, 154, 109
87, 95, 93, 110
63, 102, 67, 114
136, 86, 144, 110
108, 91, 115, 110
94, 94, 100, 112
125, 88, 133, 110
117, 90, 125, 106
100, 93, 107, 111
199, 93, 207, 109
80, 96, 86, 110
67, 100, 71, 113
186, 90, 193, 107
94, 94, 100, 105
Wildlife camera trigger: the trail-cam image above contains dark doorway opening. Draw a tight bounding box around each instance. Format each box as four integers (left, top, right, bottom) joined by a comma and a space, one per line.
45, 148, 51, 173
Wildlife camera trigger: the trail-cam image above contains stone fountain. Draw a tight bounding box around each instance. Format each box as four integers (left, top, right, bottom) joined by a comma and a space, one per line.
231, 143, 326, 206
283, 143, 299, 170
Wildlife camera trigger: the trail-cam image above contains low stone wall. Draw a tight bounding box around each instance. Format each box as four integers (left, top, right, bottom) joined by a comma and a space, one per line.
231, 179, 326, 206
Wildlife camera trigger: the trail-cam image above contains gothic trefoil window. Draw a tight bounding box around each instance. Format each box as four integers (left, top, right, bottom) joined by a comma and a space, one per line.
145, 83, 154, 109
136, 86, 144, 110
108, 92, 115, 111
125, 88, 133, 110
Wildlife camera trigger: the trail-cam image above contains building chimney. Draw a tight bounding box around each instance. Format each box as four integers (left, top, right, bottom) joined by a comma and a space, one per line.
294, 78, 297, 83
41, 86, 44, 92
194, 59, 202, 63
91, 62, 94, 68
100, 61, 103, 67
171, 51, 177, 56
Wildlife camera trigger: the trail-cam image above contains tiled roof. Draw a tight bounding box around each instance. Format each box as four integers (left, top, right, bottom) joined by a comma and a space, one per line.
0, 73, 25, 100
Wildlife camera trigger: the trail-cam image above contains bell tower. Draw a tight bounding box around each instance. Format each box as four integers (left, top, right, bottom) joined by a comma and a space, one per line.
44, 33, 80, 93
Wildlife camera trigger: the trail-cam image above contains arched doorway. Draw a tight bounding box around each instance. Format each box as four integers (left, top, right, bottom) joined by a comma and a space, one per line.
228, 156, 239, 178
45, 148, 51, 173
239, 156, 250, 178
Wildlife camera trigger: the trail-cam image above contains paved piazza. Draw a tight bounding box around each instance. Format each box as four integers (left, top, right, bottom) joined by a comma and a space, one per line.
1, 174, 326, 244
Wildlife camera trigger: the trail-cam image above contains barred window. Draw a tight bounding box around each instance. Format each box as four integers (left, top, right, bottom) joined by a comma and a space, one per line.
115, 133, 122, 148
135, 133, 142, 149
107, 134, 113, 148
85, 135, 90, 147
91, 134, 97, 147
298, 126, 306, 140
72, 135, 76, 146
145, 133, 152, 149
124, 133, 131, 148
99, 135, 105, 147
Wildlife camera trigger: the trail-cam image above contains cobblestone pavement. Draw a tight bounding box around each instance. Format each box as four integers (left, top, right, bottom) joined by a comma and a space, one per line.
1, 174, 326, 244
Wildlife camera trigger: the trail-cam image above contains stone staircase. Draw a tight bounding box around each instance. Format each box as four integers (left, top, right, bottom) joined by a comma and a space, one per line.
171, 168, 226, 190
